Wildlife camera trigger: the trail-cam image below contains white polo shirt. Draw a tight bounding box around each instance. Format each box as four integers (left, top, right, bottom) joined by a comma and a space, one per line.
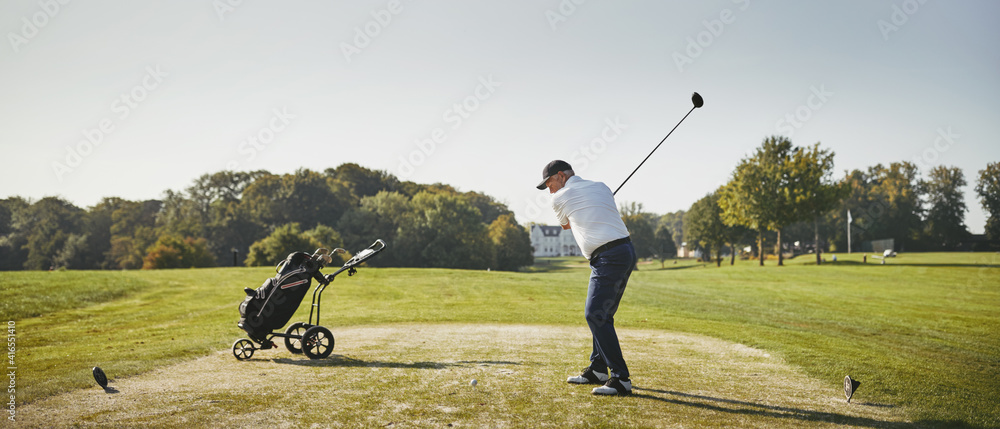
551, 175, 630, 260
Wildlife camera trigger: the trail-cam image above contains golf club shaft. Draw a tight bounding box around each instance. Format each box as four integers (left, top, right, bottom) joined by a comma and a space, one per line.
613, 105, 697, 196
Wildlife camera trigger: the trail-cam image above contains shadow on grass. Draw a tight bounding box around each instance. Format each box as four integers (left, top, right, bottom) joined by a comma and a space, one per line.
632, 387, 913, 429
649, 264, 705, 271
521, 264, 583, 274
811, 261, 1000, 268
456, 360, 521, 365
873, 263, 1000, 269
270, 355, 521, 369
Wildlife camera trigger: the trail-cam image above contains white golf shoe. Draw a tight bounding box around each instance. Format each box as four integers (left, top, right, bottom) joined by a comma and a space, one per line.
567, 367, 609, 384
592, 377, 632, 395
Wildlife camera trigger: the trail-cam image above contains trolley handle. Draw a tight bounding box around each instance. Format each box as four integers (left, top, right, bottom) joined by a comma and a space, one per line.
352, 239, 385, 264
325, 239, 387, 280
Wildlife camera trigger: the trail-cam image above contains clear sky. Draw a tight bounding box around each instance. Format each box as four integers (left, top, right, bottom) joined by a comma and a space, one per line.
2, 1, 998, 233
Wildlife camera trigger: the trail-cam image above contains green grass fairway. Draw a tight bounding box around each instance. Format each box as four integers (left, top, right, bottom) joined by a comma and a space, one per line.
5, 252, 999, 427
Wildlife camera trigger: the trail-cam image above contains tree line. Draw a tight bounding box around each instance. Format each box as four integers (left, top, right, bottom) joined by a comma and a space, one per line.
0, 164, 534, 271
678, 136, 999, 266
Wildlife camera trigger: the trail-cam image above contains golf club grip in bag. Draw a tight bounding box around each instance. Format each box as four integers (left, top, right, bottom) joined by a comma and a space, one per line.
237, 252, 327, 341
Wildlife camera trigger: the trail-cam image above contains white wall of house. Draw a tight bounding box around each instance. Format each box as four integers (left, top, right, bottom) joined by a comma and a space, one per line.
530, 225, 582, 257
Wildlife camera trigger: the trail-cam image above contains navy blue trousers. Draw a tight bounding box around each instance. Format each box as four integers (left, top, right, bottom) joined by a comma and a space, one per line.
585, 241, 636, 380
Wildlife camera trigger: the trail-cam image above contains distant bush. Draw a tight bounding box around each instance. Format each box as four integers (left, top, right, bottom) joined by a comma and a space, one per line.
143, 235, 216, 269
245, 223, 348, 267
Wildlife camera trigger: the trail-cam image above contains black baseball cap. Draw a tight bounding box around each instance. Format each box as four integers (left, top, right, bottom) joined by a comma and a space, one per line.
536, 160, 572, 190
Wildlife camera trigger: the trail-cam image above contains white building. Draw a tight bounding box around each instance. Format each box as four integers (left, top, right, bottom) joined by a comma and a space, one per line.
530, 225, 582, 257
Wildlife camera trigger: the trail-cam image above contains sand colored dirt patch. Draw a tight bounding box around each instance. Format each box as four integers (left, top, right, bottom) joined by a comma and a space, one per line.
18, 324, 908, 428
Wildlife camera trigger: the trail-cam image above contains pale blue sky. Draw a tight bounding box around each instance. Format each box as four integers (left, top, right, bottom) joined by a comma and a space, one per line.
2, 1, 998, 232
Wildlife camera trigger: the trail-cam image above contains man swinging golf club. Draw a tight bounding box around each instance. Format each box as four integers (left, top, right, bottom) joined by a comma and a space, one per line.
537, 160, 636, 396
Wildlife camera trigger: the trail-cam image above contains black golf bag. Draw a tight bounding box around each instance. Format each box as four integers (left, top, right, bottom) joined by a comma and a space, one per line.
238, 251, 329, 342
232, 239, 386, 360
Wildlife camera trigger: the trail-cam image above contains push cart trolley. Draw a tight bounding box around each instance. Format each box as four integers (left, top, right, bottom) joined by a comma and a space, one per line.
233, 239, 386, 360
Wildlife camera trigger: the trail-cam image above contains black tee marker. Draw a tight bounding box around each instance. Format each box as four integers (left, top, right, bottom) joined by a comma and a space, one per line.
844, 375, 861, 403
93, 367, 108, 389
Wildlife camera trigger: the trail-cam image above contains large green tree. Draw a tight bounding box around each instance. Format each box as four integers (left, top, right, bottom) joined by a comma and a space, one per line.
975, 162, 1000, 241
685, 191, 728, 266
21, 197, 86, 270
245, 223, 322, 267
724, 223, 753, 266
922, 166, 969, 249
185, 170, 269, 265
241, 169, 353, 231
651, 224, 678, 267
110, 199, 161, 269
337, 191, 413, 267
84, 197, 125, 269
657, 210, 685, 252
156, 189, 205, 239
463, 191, 514, 226
862, 163, 923, 251
488, 214, 534, 271
325, 163, 399, 202
719, 136, 793, 266
822, 163, 926, 253
0, 197, 32, 270
785, 143, 848, 264
620, 202, 656, 260
400, 192, 493, 269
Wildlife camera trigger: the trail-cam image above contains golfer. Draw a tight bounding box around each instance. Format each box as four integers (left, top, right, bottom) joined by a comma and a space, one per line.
537, 160, 636, 396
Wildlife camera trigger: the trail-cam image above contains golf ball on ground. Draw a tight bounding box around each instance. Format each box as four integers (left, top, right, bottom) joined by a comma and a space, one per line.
470, 379, 477, 386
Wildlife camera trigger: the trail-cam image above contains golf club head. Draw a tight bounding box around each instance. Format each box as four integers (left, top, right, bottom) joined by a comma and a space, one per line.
93, 366, 108, 388
691, 92, 704, 108
844, 375, 861, 403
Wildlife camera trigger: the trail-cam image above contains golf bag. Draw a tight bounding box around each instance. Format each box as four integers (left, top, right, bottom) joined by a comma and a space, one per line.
238, 251, 330, 342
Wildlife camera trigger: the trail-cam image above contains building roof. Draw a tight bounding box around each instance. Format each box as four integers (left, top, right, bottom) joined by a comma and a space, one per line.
533, 225, 563, 237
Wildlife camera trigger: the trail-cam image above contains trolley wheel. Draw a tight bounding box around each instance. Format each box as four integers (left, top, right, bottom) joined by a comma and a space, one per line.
233, 338, 255, 360
302, 326, 334, 359
284, 322, 308, 354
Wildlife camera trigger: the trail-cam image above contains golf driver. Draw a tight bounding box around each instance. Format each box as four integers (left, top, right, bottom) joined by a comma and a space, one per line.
613, 92, 704, 196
